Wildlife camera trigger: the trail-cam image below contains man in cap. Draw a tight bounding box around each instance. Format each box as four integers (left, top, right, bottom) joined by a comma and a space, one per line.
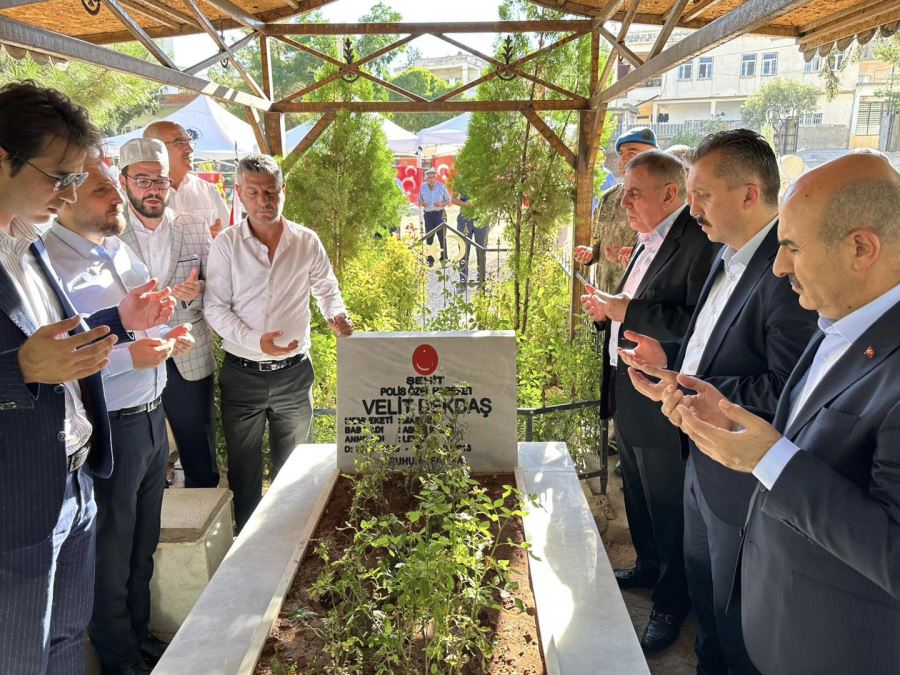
576, 127, 659, 293
116, 138, 219, 490
417, 167, 451, 266
0, 82, 174, 675
144, 121, 228, 238
45, 140, 195, 674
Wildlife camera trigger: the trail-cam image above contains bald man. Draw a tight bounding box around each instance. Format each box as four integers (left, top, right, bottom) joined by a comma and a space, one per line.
143, 121, 228, 238
674, 155, 900, 674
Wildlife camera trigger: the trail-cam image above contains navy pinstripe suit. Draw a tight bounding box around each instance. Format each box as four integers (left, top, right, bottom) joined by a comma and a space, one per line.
0, 238, 130, 674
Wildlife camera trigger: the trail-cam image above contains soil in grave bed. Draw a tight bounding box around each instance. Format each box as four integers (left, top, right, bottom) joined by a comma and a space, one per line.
256, 473, 546, 675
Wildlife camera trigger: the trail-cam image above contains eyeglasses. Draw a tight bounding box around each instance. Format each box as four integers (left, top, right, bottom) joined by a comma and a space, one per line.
164, 139, 194, 150
15, 155, 88, 192
123, 174, 173, 190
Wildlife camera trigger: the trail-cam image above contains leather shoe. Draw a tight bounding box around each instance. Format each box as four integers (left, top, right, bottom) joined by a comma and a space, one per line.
640, 607, 685, 653
614, 566, 657, 589
140, 634, 169, 666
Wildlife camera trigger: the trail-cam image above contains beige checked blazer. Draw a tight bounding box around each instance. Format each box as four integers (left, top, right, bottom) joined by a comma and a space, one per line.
120, 209, 216, 381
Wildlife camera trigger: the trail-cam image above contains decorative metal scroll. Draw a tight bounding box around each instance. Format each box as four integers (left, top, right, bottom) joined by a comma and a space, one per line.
498, 35, 516, 80
82, 0, 101, 16
341, 38, 359, 82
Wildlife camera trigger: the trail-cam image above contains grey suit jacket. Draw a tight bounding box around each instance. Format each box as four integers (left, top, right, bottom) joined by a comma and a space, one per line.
120, 209, 215, 380
740, 298, 900, 675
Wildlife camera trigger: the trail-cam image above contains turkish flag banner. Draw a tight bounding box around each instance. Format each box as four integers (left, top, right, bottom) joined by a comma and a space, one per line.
396, 160, 421, 204
432, 155, 455, 185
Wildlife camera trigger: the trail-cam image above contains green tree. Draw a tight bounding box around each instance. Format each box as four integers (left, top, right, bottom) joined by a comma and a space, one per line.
873, 35, 900, 112
386, 67, 455, 131
283, 110, 406, 275
0, 44, 162, 134
741, 77, 821, 145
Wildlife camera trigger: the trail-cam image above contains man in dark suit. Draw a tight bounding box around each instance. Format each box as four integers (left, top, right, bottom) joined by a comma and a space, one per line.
620, 130, 818, 674
676, 153, 900, 674
0, 83, 175, 675
582, 150, 717, 651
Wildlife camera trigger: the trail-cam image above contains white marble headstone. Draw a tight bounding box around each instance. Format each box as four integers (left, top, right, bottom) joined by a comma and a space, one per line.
337, 331, 517, 472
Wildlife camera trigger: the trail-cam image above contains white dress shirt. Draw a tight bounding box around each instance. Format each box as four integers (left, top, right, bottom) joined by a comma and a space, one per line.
169, 172, 229, 227
608, 204, 685, 367
0, 218, 92, 455
753, 282, 900, 489
127, 207, 171, 281
680, 219, 776, 376
44, 224, 168, 411
204, 217, 347, 361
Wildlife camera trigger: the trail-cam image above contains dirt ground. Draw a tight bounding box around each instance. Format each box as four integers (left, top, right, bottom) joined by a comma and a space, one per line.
582, 472, 698, 675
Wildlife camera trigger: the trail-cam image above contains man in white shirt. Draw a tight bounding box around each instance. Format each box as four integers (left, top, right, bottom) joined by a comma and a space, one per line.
117, 138, 219, 489
674, 154, 900, 675
619, 130, 817, 675
46, 153, 194, 675
143, 121, 228, 238
205, 154, 353, 530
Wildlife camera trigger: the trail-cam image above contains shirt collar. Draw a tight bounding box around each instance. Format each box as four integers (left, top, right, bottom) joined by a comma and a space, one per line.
0, 218, 40, 257
128, 205, 172, 233
817, 282, 900, 343
50, 222, 103, 258
638, 203, 685, 249
722, 217, 777, 274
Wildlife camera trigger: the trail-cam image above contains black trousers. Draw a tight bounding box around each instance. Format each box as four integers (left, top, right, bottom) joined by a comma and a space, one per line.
220, 356, 314, 531
91, 405, 168, 671
616, 427, 691, 613
423, 210, 447, 265
162, 360, 219, 488
684, 457, 760, 675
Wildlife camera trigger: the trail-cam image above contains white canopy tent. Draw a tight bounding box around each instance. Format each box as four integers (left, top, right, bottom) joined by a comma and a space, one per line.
417, 113, 470, 148
103, 95, 259, 161
285, 114, 419, 156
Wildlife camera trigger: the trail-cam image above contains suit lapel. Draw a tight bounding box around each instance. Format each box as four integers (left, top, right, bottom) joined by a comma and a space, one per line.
784, 300, 900, 438
164, 220, 183, 287
0, 261, 38, 336
772, 331, 822, 432
696, 228, 779, 373
634, 207, 687, 298
615, 242, 644, 295
118, 226, 139, 262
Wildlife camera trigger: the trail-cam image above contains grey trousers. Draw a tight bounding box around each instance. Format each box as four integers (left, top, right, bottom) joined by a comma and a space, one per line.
220, 355, 314, 530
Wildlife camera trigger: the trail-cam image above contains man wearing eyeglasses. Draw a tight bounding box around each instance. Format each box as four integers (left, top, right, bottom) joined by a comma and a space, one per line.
0, 82, 176, 675
115, 139, 219, 493
144, 122, 229, 239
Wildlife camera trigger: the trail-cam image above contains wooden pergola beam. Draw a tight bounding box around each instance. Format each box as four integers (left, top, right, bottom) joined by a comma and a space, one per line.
598, 25, 643, 68
604, 10, 800, 37
117, 0, 179, 30
522, 110, 576, 168
650, 0, 691, 59
272, 100, 590, 113
130, 0, 198, 28
259, 34, 274, 99
199, 0, 265, 32
183, 30, 258, 75
594, 0, 816, 105
799, 1, 900, 51
102, 0, 176, 68
244, 107, 269, 155
264, 20, 593, 36
0, 15, 270, 110
683, 0, 730, 23
282, 110, 338, 173
597, 0, 640, 90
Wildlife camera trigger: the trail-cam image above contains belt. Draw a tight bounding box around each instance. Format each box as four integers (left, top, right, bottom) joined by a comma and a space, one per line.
67, 444, 90, 473
110, 395, 162, 418
225, 352, 306, 372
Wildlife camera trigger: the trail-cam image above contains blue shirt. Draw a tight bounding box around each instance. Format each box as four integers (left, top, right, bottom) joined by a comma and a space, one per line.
754, 282, 900, 488
44, 223, 168, 411
419, 181, 451, 212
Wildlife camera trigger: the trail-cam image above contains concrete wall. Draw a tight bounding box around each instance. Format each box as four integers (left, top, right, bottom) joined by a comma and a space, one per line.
797, 125, 851, 151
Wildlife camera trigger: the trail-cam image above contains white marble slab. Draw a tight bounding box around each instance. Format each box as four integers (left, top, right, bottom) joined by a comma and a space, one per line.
516, 443, 650, 675
337, 331, 517, 472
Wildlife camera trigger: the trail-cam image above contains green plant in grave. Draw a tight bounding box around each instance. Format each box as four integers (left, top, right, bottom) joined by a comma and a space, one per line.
292, 388, 534, 674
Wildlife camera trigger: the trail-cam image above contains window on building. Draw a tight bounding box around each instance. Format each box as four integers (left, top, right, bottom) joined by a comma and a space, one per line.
762, 52, 778, 76
830, 52, 845, 70
859, 74, 873, 84
800, 112, 823, 126
804, 55, 822, 73
856, 100, 885, 135
677, 61, 693, 80
698, 57, 713, 80
741, 54, 757, 77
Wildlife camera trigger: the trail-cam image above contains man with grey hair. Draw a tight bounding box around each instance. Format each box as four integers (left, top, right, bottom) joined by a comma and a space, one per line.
582, 149, 717, 653
205, 154, 353, 530
674, 153, 900, 675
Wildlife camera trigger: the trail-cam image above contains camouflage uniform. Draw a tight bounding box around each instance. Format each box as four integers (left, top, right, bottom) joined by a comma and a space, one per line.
587, 182, 635, 293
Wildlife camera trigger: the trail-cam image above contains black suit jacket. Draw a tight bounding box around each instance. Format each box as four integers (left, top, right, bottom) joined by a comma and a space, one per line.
0, 238, 129, 551
739, 298, 900, 675
599, 206, 718, 448
665, 226, 818, 524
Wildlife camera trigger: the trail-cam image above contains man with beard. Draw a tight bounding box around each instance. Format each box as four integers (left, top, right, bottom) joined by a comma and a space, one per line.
117, 138, 219, 490
45, 147, 195, 675
144, 121, 228, 238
